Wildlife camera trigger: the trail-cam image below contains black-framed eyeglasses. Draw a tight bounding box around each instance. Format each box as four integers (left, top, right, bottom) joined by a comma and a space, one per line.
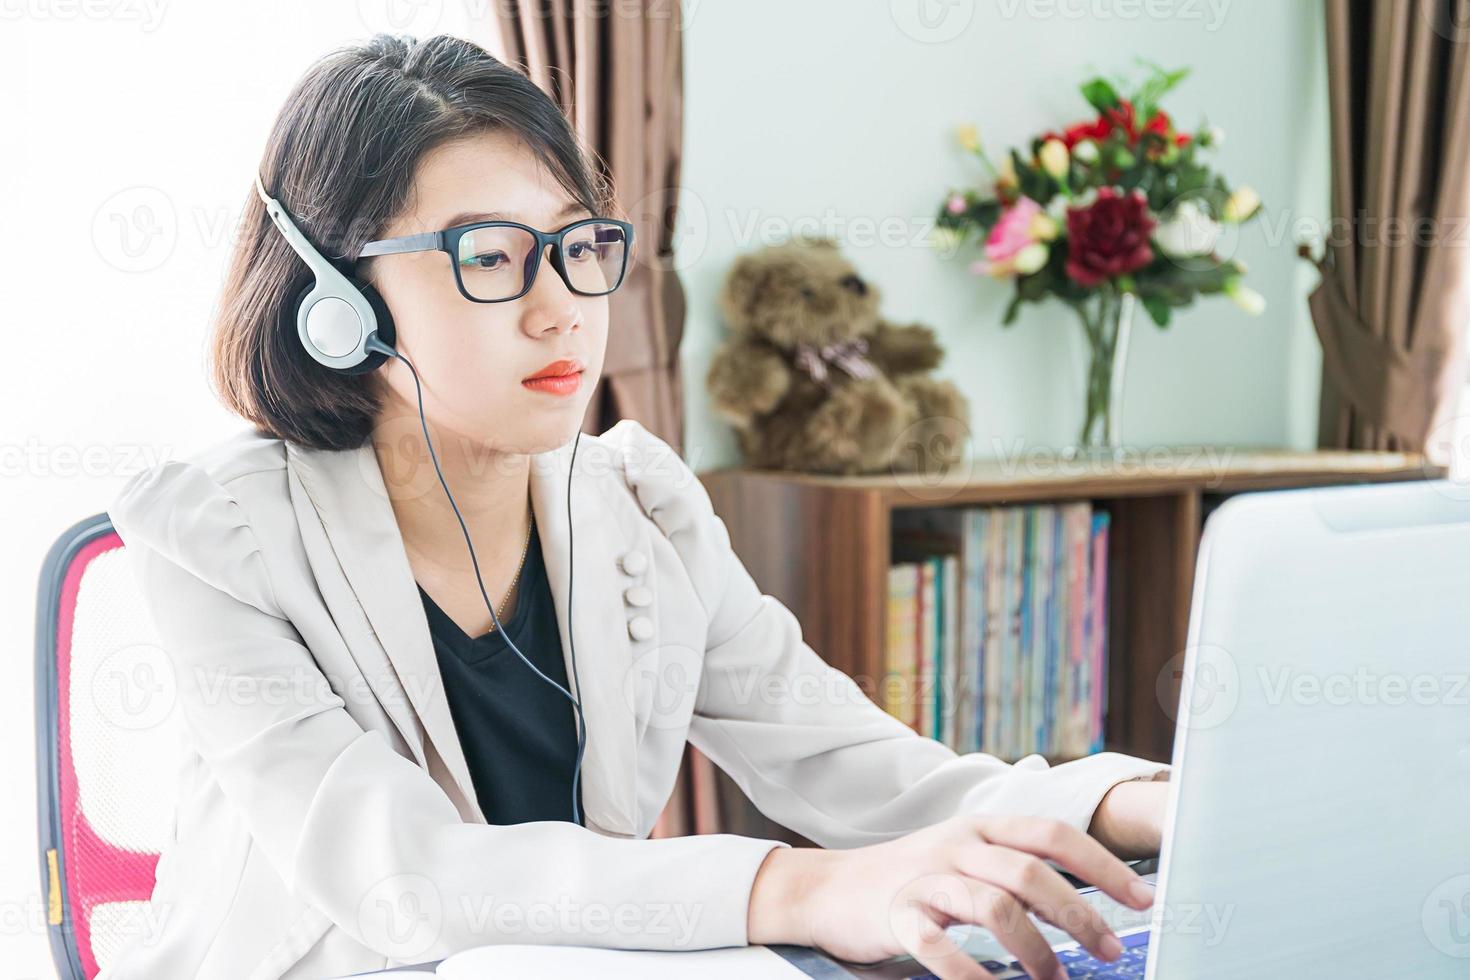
356, 217, 635, 303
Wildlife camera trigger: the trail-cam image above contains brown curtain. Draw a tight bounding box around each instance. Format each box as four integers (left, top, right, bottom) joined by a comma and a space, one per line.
1308, 0, 1470, 456
485, 2, 720, 841
486, 2, 687, 452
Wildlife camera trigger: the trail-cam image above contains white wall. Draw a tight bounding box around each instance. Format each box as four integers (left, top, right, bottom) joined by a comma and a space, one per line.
678, 0, 1330, 467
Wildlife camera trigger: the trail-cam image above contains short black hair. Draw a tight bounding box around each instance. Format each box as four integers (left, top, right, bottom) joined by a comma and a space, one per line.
210, 33, 618, 451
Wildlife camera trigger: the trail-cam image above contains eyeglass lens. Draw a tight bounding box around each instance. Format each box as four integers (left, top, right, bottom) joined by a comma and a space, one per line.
455, 222, 628, 301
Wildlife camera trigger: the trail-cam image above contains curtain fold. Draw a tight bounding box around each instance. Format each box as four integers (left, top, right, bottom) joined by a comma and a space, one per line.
1309, 0, 1470, 455
488, 0, 688, 451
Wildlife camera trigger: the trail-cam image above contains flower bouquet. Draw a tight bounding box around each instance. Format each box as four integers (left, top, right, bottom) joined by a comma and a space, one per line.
934, 63, 1265, 452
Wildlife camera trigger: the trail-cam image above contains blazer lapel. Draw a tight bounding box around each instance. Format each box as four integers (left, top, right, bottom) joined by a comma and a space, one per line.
286, 435, 639, 836
529, 436, 640, 835
285, 438, 483, 821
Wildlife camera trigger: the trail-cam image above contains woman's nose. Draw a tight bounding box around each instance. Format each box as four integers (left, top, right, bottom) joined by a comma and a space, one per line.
521, 245, 581, 335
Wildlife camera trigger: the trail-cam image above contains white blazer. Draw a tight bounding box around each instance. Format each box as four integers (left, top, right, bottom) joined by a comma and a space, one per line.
99, 417, 1168, 980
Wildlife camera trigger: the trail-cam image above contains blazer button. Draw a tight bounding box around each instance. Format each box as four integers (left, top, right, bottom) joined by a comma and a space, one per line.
620, 550, 648, 576
623, 585, 652, 607
627, 615, 654, 641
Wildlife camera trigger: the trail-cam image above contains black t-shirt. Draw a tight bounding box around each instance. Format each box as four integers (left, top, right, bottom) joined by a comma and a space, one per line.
416, 518, 583, 826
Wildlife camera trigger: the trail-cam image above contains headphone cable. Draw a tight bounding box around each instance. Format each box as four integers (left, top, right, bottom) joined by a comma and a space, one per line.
370, 337, 587, 827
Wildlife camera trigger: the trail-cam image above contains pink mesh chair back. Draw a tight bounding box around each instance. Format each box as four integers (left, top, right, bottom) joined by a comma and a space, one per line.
37, 514, 183, 979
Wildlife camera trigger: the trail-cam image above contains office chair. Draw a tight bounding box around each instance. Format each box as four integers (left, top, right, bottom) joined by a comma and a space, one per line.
35, 514, 182, 980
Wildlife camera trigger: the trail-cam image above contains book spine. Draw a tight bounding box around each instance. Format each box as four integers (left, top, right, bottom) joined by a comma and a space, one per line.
942, 553, 959, 745
1089, 512, 1112, 752
885, 563, 914, 720
918, 559, 935, 735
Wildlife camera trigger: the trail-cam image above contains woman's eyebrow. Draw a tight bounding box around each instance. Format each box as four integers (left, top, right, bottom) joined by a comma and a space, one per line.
441, 200, 589, 227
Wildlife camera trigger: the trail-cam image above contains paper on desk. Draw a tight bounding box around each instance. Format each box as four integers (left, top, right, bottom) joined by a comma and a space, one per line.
435, 942, 807, 978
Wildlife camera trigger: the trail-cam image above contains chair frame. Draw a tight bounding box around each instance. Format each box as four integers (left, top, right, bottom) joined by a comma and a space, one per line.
36, 513, 126, 980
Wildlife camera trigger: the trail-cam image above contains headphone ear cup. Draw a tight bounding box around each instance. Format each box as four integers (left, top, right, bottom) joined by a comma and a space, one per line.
284, 274, 396, 376
339, 276, 395, 376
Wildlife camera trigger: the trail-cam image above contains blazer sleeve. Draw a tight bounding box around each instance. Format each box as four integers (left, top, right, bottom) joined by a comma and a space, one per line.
605, 419, 1170, 849
106, 459, 788, 958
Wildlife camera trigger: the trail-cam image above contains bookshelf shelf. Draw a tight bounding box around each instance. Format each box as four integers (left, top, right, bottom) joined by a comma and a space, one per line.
697, 446, 1443, 773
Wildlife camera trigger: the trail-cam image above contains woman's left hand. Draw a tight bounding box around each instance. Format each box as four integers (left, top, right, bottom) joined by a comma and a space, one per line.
1087, 770, 1171, 860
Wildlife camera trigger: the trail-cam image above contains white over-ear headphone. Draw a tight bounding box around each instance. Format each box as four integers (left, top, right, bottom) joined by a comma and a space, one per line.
252, 171, 397, 375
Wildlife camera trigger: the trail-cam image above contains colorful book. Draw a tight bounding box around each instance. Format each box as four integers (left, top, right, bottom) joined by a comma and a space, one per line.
884, 563, 918, 721
1089, 511, 1111, 751
886, 501, 1112, 759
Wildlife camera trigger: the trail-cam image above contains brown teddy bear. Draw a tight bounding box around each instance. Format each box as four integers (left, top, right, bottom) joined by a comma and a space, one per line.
706, 237, 970, 475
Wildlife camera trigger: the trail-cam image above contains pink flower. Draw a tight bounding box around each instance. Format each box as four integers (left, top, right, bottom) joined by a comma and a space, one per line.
946, 193, 967, 215
986, 197, 1043, 265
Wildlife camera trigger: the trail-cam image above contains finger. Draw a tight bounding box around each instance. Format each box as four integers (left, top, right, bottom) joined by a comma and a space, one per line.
973, 815, 1155, 911
957, 844, 1121, 963
956, 880, 1062, 980
889, 898, 995, 980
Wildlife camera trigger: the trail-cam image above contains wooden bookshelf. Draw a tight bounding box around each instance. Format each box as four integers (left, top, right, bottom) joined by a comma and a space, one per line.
697, 446, 1445, 775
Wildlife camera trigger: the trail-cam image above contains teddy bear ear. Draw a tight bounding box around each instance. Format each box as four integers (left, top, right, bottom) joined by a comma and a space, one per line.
718, 253, 768, 327
793, 232, 841, 251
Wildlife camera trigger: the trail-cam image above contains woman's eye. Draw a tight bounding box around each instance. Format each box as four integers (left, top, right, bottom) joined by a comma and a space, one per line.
565, 240, 595, 261
463, 251, 509, 271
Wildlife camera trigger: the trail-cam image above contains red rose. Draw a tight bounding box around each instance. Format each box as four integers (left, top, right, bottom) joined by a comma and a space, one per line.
1107, 100, 1177, 143
1046, 116, 1112, 149
1044, 99, 1182, 151
1064, 187, 1157, 287
1143, 106, 1172, 139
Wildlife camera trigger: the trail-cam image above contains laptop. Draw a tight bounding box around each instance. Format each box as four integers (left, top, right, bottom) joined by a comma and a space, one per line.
796, 478, 1470, 978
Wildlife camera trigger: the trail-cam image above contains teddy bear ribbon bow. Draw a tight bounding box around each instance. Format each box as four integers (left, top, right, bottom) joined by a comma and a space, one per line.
794, 338, 878, 388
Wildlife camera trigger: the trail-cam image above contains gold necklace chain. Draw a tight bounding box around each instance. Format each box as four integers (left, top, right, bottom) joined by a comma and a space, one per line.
490, 508, 534, 632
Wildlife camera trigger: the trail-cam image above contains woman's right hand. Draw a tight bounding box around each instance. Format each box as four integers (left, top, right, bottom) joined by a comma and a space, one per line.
746, 813, 1156, 980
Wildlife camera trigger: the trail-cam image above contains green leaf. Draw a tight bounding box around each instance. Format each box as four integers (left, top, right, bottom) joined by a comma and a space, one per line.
1142, 295, 1173, 327
1002, 293, 1023, 326
1080, 77, 1121, 113
1130, 61, 1191, 121
973, 200, 1002, 227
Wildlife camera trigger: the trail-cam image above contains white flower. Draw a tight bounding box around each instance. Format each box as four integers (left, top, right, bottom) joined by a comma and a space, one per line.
930, 226, 963, 253
1226, 278, 1266, 315
1155, 199, 1222, 258
1038, 139, 1070, 181
995, 154, 1018, 192
1223, 186, 1261, 223
1029, 212, 1061, 242
1072, 140, 1100, 164
1013, 242, 1050, 275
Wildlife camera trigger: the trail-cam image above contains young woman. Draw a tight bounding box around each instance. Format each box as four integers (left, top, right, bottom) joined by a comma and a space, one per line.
104, 33, 1170, 980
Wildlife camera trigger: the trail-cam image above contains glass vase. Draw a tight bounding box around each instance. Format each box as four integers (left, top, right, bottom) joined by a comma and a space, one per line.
1066, 283, 1135, 459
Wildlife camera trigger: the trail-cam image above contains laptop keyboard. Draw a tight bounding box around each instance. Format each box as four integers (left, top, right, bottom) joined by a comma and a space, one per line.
908, 929, 1150, 979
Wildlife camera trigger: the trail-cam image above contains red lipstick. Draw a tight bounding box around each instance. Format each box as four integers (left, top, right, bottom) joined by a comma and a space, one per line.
522, 357, 584, 396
